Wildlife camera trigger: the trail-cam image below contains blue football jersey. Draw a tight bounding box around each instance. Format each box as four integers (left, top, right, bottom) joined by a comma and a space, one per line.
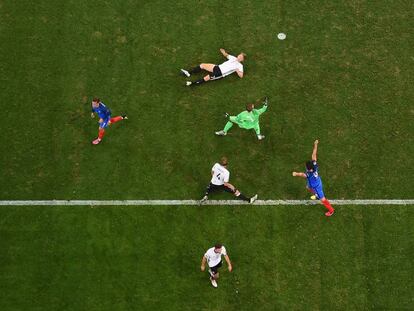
92, 102, 111, 119
306, 161, 322, 188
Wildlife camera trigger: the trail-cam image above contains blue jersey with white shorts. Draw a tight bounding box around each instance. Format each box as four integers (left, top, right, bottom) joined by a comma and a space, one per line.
92, 102, 112, 128
306, 161, 325, 199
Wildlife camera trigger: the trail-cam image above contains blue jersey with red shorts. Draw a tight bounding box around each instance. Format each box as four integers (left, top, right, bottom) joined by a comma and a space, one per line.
92, 102, 112, 128
306, 160, 325, 199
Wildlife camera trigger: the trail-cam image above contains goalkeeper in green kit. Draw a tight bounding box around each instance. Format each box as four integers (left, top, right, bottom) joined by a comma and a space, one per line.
215, 97, 268, 140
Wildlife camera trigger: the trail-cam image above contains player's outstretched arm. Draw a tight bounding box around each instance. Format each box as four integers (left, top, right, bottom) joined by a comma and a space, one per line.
224, 255, 232, 272
201, 256, 207, 271
220, 48, 229, 58
292, 172, 307, 178
236, 70, 244, 78
256, 98, 268, 114
312, 139, 319, 161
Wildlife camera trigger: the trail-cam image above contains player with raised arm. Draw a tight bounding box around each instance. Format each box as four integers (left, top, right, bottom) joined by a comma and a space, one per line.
292, 140, 335, 217
90, 98, 127, 145
215, 97, 268, 140
200, 157, 257, 203
201, 243, 232, 288
181, 48, 245, 86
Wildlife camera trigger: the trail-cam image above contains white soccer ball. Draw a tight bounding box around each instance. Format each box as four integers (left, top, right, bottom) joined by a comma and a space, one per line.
277, 33, 286, 40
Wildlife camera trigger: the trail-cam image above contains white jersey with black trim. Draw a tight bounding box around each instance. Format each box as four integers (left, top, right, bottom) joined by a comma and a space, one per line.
204, 246, 227, 267
210, 163, 230, 185
218, 55, 243, 76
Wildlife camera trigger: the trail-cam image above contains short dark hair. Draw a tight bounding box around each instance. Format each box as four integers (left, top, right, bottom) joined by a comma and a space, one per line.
306, 160, 315, 171
92, 97, 100, 103
246, 103, 254, 112
214, 243, 222, 249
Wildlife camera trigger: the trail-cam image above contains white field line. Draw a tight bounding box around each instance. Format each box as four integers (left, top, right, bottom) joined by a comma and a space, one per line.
0, 200, 413, 206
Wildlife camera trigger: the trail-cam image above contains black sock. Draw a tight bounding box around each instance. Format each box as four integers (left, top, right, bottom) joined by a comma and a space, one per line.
193, 78, 206, 85
237, 193, 250, 202
189, 65, 202, 74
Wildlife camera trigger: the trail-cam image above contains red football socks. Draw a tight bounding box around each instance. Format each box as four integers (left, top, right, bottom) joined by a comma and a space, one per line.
98, 128, 105, 139
110, 116, 123, 123
321, 198, 334, 212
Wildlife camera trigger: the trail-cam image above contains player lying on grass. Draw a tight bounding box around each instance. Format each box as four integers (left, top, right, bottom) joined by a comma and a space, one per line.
292, 140, 335, 217
201, 243, 232, 288
200, 157, 258, 203
90, 98, 127, 145
215, 97, 268, 140
181, 48, 245, 86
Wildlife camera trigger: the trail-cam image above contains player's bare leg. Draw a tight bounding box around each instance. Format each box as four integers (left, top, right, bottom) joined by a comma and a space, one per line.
182, 63, 215, 78
307, 187, 318, 200
186, 63, 215, 86
209, 270, 219, 288
234, 189, 258, 203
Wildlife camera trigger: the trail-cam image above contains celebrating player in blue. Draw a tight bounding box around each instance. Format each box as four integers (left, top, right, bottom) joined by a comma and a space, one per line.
90, 98, 127, 145
292, 140, 335, 217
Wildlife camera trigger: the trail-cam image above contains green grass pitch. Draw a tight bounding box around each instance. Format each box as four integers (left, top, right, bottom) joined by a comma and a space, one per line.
0, 0, 413, 310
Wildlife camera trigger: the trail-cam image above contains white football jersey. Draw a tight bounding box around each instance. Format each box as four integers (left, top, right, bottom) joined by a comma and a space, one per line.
218, 55, 243, 76
204, 246, 227, 267
210, 163, 230, 185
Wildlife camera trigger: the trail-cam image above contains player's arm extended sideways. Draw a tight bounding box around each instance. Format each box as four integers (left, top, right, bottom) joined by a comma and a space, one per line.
236, 70, 244, 78
292, 172, 307, 178
224, 255, 233, 272
312, 139, 319, 161
220, 48, 229, 58
200, 256, 207, 271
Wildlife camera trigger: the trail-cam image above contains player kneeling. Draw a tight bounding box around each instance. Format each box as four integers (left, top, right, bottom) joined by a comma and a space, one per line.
200, 157, 257, 203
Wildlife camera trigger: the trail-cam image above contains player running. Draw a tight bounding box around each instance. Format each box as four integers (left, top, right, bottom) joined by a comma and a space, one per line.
292, 140, 335, 217
215, 97, 268, 140
90, 98, 127, 145
201, 243, 232, 288
181, 48, 245, 86
200, 157, 258, 204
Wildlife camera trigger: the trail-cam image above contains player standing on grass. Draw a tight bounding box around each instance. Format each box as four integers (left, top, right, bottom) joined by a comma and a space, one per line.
292, 140, 335, 217
200, 157, 258, 203
181, 48, 245, 86
90, 98, 127, 145
201, 243, 232, 288
215, 97, 268, 140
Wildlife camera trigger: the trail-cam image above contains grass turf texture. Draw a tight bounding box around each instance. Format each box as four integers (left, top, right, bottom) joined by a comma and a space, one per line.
1, 0, 413, 200
1, 205, 413, 310
0, 0, 413, 310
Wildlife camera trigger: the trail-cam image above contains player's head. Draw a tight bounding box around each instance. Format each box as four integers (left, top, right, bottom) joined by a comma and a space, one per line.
246, 103, 254, 112
220, 157, 228, 167
214, 243, 223, 253
306, 160, 315, 172
92, 97, 100, 107
237, 52, 246, 62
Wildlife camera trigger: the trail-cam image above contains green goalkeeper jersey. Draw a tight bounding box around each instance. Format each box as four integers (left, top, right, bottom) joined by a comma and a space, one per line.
232, 105, 267, 129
